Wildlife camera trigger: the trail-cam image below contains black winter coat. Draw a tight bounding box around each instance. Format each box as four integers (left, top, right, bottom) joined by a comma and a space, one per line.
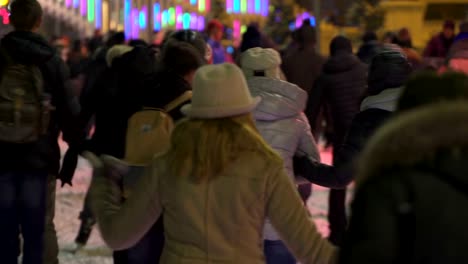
341, 103, 468, 264
306, 52, 367, 150
0, 31, 82, 174
81, 47, 190, 158
282, 47, 325, 93
356, 41, 381, 64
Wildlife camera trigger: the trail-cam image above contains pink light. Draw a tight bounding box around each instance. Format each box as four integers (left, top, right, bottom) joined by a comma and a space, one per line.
247, 0, 254, 13
197, 15, 205, 31
65, 0, 72, 7
0, 8, 9, 24
233, 20, 241, 42
190, 12, 198, 29
205, 0, 211, 12
226, 0, 233, 13
80, 0, 87, 15
132, 8, 139, 39
295, 16, 301, 28
176, 5, 183, 29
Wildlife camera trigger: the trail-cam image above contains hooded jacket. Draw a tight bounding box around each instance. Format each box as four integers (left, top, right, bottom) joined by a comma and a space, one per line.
81, 46, 159, 158
307, 52, 368, 150
247, 77, 320, 241
249, 77, 320, 177
341, 102, 468, 264
0, 31, 81, 174
423, 32, 454, 58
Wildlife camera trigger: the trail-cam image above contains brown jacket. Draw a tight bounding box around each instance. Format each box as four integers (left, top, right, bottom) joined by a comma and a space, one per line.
90, 152, 336, 264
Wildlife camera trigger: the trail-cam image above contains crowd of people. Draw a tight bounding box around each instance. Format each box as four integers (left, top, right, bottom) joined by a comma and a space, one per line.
1, 0, 468, 264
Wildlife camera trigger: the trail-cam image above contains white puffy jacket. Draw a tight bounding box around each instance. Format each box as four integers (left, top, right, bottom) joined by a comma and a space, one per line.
247, 77, 320, 240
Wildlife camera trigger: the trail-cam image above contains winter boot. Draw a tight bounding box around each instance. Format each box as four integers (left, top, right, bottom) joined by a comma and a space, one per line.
74, 215, 96, 248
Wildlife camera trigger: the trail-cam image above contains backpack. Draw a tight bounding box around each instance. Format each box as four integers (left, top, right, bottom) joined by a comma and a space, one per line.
124, 91, 192, 166
0, 63, 51, 143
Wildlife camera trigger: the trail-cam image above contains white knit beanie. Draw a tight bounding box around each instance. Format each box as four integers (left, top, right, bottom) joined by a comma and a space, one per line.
106, 45, 134, 67
241, 47, 282, 79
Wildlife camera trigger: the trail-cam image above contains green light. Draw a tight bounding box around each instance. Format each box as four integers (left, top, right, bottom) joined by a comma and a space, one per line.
198, 0, 205, 12
241, 25, 247, 34
168, 7, 175, 25
87, 0, 95, 22
240, 0, 247, 13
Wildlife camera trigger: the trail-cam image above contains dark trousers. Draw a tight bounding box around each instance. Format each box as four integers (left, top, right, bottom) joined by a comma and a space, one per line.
44, 175, 58, 264
264, 240, 295, 264
0, 171, 47, 264
328, 188, 347, 246
112, 217, 165, 264
328, 145, 348, 246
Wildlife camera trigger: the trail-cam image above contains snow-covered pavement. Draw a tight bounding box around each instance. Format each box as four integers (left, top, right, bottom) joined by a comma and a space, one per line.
56, 147, 346, 263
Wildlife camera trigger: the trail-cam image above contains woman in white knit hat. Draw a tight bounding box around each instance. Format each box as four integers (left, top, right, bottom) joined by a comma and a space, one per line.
241, 47, 325, 264
86, 63, 336, 264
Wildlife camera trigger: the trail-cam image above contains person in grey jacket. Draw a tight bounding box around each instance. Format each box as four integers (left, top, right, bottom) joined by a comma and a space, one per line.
241, 47, 329, 264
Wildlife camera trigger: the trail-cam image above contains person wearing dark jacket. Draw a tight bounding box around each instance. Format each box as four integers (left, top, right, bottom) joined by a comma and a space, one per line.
282, 25, 325, 93
306, 36, 367, 246
423, 20, 455, 59
455, 21, 468, 42
297, 45, 413, 185
0, 1, 82, 263
357, 31, 381, 64
440, 22, 468, 75
340, 72, 468, 264
77, 30, 207, 263
80, 31, 125, 110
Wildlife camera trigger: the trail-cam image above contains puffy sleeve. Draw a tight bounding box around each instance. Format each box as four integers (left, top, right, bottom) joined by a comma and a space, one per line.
90, 157, 163, 250
296, 112, 321, 162
265, 163, 337, 264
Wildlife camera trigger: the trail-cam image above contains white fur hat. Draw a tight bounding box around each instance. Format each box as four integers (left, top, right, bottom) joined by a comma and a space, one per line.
241, 47, 282, 79
106, 45, 134, 67
181, 63, 261, 119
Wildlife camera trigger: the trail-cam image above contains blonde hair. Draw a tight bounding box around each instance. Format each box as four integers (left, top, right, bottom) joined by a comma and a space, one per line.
164, 114, 281, 182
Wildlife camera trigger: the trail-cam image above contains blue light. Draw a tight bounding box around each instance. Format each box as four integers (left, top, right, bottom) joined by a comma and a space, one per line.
95, 0, 102, 29
162, 10, 168, 27
153, 3, 161, 31
182, 13, 191, 29
254, 0, 260, 14
124, 0, 131, 40
139, 8, 147, 29
190, 0, 197, 5
226, 46, 234, 54
73, 0, 79, 8
233, 0, 240, 13
309, 16, 316, 27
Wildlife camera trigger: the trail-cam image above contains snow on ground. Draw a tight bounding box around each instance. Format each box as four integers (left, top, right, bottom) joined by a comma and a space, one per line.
56, 145, 348, 263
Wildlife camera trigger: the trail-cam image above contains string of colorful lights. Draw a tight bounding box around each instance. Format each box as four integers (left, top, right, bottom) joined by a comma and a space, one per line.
1, 0, 318, 45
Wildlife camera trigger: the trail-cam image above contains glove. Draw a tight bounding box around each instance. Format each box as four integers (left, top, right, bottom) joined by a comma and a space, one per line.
82, 152, 128, 182
59, 147, 79, 187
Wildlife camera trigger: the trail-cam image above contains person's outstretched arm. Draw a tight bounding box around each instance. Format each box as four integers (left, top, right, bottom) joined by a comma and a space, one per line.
88, 154, 163, 250
295, 158, 351, 189
266, 163, 337, 264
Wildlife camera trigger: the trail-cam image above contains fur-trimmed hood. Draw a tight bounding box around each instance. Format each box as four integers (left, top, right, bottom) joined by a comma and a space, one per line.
357, 102, 468, 186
